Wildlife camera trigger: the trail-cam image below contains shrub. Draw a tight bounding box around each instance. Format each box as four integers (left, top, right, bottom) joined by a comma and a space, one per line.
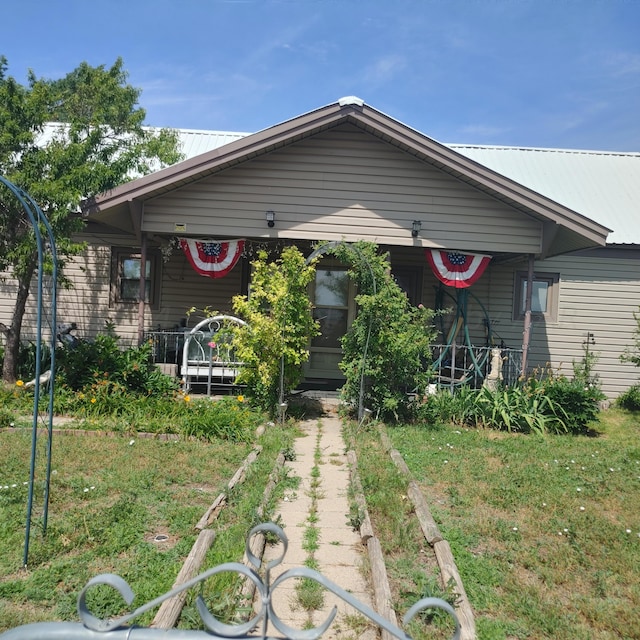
231, 247, 318, 413
617, 384, 640, 411
529, 374, 602, 434
56, 333, 178, 396
0, 340, 53, 384
329, 241, 437, 422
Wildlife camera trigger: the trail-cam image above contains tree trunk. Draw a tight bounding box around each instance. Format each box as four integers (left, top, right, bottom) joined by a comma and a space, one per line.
2, 263, 35, 384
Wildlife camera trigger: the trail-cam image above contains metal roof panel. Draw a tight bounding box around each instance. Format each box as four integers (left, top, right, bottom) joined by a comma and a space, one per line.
448, 145, 640, 244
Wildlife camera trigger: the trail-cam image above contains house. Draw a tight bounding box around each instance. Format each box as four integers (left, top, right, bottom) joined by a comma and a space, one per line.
3, 97, 639, 398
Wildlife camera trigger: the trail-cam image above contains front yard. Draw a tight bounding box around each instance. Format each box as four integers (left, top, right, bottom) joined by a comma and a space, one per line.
1, 396, 639, 639
0, 424, 294, 631
350, 407, 640, 639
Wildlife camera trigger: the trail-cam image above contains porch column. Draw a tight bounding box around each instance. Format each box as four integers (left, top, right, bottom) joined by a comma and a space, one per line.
137, 232, 148, 345
521, 253, 535, 377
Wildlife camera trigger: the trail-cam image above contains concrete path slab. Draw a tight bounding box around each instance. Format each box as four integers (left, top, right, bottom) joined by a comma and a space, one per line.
257, 412, 375, 639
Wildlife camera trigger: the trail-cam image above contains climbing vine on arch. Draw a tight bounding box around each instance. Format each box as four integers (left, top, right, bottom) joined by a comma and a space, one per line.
328, 241, 437, 422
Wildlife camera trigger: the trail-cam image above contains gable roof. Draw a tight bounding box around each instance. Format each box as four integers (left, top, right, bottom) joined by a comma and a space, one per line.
83, 97, 610, 252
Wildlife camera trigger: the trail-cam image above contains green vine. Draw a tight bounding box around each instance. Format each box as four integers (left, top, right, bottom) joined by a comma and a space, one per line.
329, 241, 437, 422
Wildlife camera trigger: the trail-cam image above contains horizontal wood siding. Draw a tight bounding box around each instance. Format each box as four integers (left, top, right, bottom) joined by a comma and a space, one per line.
480, 253, 640, 398
538, 254, 640, 398
4, 234, 636, 399
143, 124, 542, 254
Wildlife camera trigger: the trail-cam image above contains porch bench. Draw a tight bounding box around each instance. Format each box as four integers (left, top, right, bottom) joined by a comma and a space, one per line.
180, 315, 247, 394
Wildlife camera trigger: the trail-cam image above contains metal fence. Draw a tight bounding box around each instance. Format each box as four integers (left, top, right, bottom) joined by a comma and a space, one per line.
0, 524, 460, 640
144, 330, 187, 365
431, 344, 523, 390
144, 332, 524, 395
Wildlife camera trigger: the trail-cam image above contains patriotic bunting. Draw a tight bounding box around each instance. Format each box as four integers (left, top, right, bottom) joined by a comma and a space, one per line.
425, 249, 491, 288
179, 238, 245, 279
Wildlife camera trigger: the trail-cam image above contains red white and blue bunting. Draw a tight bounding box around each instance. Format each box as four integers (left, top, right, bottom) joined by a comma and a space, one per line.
425, 249, 491, 288
179, 238, 245, 279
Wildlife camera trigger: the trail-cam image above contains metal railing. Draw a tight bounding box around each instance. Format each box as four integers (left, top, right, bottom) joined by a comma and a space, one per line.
144, 332, 523, 394
144, 330, 187, 365
431, 344, 523, 390
0, 524, 460, 640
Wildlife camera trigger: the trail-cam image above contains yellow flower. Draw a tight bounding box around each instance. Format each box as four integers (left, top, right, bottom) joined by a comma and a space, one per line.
16, 380, 24, 387
184, 395, 191, 403
90, 398, 96, 404
78, 393, 85, 400
237, 395, 244, 403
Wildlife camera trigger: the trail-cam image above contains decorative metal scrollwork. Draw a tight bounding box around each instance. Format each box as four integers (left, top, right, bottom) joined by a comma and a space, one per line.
1, 523, 460, 640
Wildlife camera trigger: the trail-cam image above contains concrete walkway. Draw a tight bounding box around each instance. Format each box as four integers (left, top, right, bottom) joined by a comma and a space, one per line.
260, 410, 375, 639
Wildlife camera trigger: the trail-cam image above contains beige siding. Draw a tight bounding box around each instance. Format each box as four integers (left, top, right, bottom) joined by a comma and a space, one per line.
1, 233, 245, 347
143, 124, 542, 254
481, 253, 640, 398
392, 248, 639, 398
4, 239, 638, 398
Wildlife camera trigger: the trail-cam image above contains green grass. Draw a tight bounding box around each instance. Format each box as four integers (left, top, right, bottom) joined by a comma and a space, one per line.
349, 408, 640, 640
0, 423, 295, 631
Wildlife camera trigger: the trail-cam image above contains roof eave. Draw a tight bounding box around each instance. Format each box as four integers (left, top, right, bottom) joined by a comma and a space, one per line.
82, 98, 610, 248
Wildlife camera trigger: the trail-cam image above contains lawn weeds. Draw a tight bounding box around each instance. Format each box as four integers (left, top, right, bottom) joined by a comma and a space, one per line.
350, 408, 640, 640
0, 421, 295, 631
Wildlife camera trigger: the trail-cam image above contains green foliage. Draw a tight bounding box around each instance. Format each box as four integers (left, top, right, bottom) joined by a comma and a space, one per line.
329, 241, 437, 422
473, 383, 568, 435
533, 373, 602, 433
621, 308, 640, 369
421, 371, 602, 435
231, 247, 319, 413
617, 384, 640, 411
1, 424, 293, 630
177, 396, 258, 442
55, 332, 179, 396
0, 56, 182, 383
0, 340, 52, 383
382, 414, 640, 639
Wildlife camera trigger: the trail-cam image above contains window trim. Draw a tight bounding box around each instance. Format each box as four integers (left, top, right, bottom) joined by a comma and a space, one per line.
110, 247, 161, 309
513, 271, 559, 323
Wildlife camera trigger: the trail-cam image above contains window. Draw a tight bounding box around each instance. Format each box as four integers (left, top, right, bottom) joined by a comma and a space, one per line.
513, 271, 559, 322
111, 248, 160, 308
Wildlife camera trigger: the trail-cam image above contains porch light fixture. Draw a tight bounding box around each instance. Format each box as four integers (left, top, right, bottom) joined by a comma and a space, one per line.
411, 220, 422, 237
265, 210, 275, 227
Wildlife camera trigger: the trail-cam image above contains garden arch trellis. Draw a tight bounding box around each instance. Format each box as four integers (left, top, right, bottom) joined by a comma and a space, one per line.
305, 241, 376, 422
0, 176, 58, 567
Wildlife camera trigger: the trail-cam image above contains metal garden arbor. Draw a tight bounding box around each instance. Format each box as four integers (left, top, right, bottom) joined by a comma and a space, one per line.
0, 176, 59, 567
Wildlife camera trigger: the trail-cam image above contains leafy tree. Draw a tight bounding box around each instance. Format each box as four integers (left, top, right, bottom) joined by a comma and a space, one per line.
0, 57, 182, 383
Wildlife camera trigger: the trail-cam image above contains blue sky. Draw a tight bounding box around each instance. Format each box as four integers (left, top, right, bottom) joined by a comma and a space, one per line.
4, 0, 640, 151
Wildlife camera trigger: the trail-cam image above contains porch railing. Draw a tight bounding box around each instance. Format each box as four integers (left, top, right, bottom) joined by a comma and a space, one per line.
431, 344, 523, 390
144, 330, 187, 366
144, 332, 523, 392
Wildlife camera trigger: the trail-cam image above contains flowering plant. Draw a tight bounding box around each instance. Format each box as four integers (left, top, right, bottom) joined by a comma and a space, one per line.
207, 341, 217, 349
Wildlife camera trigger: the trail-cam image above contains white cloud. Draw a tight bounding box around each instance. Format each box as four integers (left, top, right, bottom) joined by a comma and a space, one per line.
362, 54, 407, 87
606, 51, 640, 77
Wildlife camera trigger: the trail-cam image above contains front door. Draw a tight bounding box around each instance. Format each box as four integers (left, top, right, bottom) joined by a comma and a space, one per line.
305, 265, 355, 381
